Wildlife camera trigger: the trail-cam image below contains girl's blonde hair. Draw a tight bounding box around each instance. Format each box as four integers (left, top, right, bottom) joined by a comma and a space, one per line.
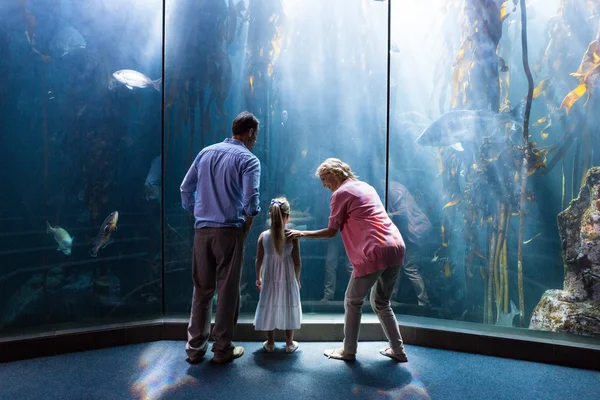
269, 197, 290, 256
315, 158, 357, 181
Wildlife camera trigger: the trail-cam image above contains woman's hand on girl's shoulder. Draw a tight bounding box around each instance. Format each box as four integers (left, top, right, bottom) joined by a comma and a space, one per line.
285, 229, 303, 239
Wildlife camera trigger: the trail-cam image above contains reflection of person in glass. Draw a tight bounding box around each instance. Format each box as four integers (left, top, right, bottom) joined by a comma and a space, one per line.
321, 237, 352, 302
287, 158, 408, 362
388, 181, 431, 307
180, 111, 261, 364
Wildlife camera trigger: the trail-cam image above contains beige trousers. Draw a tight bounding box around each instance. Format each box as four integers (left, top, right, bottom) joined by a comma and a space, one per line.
343, 265, 405, 355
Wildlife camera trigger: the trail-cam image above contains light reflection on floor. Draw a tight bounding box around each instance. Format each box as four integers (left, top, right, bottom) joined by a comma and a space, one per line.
351, 364, 431, 400
351, 381, 430, 399
130, 342, 194, 400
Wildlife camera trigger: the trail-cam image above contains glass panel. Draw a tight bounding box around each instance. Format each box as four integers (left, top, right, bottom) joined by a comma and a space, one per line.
164, 0, 388, 318
0, 0, 163, 336
389, 0, 600, 343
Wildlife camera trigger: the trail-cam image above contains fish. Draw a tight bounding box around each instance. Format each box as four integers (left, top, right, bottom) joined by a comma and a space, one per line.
267, 207, 312, 229
495, 299, 520, 327
0, 274, 44, 329
112, 70, 162, 91
443, 262, 452, 278
498, 56, 509, 72
144, 156, 161, 202
90, 211, 119, 257
289, 207, 313, 223
416, 102, 524, 151
107, 76, 118, 91
49, 26, 86, 57
46, 221, 74, 255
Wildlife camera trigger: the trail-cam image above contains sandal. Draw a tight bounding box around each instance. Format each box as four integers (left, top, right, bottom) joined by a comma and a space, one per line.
379, 347, 408, 362
263, 341, 275, 353
323, 348, 355, 361
285, 341, 299, 354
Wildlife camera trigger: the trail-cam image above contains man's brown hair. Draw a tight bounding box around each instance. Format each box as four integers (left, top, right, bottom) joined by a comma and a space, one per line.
232, 111, 259, 136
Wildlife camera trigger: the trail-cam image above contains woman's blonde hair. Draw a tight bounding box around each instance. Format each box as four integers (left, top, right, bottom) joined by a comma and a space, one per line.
315, 158, 357, 181
269, 197, 290, 256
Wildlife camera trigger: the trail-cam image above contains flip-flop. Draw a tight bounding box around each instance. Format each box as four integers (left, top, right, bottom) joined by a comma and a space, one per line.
324, 348, 355, 361
285, 341, 299, 354
379, 348, 408, 362
263, 341, 275, 353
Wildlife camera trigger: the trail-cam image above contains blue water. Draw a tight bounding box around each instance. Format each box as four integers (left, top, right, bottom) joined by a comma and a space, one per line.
0, 0, 598, 354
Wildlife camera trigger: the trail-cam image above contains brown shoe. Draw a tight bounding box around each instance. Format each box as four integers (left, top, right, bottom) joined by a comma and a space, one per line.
210, 346, 245, 364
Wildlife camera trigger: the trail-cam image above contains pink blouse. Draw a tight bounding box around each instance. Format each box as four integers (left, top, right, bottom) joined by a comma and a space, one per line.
328, 179, 405, 277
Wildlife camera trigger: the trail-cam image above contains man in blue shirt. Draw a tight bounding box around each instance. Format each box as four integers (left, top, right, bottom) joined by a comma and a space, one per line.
181, 111, 261, 364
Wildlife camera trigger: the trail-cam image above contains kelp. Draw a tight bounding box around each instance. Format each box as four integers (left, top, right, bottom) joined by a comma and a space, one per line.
561, 36, 600, 113
517, 0, 535, 327
443, 0, 502, 323
245, 0, 288, 195
531, 0, 600, 203
438, 0, 542, 325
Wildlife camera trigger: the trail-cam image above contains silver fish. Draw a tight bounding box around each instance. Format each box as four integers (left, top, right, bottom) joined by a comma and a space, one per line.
416, 103, 523, 151
90, 211, 119, 257
112, 69, 162, 91
49, 26, 86, 57
495, 299, 521, 327
46, 221, 74, 255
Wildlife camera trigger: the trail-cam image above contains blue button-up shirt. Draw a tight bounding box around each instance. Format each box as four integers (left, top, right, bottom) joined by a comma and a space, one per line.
180, 138, 261, 229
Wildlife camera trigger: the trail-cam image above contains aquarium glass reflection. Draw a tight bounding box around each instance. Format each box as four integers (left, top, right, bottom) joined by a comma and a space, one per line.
388, 0, 600, 338
0, 0, 163, 335
163, 0, 388, 316
1, 0, 599, 346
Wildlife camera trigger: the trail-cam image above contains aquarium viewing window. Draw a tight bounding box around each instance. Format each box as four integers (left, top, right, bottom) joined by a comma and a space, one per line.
0, 0, 599, 364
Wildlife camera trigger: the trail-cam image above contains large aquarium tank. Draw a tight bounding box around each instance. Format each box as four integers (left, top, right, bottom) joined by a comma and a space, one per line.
1, 0, 600, 346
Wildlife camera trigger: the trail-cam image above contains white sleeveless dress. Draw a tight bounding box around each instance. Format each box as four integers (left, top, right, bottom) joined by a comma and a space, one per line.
254, 231, 302, 331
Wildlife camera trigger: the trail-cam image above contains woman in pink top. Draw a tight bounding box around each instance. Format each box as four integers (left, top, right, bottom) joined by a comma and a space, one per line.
286, 158, 408, 362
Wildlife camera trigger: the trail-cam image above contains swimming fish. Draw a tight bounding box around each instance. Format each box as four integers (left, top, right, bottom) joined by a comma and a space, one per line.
416, 102, 524, 151
495, 299, 520, 327
90, 211, 119, 257
289, 207, 313, 224
49, 26, 86, 57
46, 221, 74, 255
112, 70, 162, 91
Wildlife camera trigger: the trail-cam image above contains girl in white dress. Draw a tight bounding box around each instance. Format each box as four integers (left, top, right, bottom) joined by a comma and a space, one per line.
254, 197, 303, 353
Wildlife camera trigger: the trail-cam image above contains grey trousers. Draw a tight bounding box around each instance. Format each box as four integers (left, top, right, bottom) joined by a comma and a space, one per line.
343, 265, 405, 355
186, 227, 245, 359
